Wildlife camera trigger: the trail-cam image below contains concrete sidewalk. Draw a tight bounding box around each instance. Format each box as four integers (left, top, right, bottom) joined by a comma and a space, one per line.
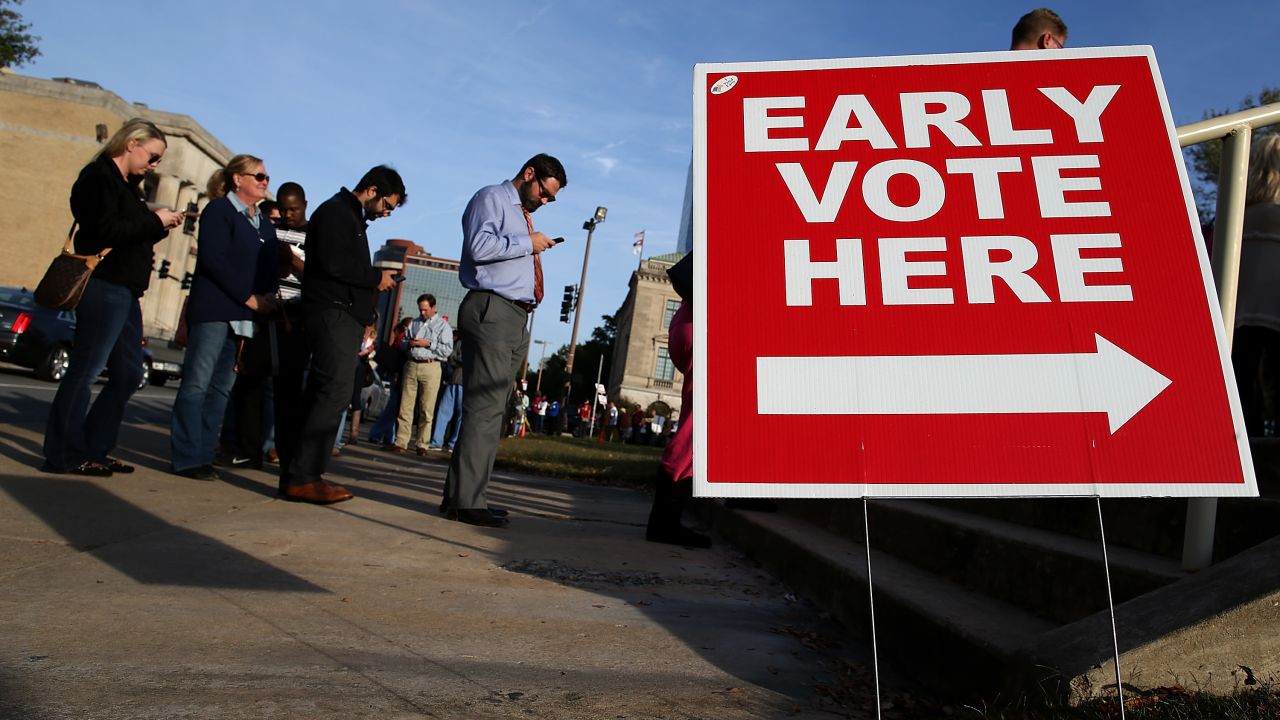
0, 388, 868, 719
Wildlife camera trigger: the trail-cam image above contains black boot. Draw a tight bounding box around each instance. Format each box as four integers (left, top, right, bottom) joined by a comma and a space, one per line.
646, 471, 711, 548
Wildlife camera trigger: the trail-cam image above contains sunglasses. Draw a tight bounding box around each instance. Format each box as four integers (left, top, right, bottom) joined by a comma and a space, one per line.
240, 172, 270, 183
535, 176, 557, 203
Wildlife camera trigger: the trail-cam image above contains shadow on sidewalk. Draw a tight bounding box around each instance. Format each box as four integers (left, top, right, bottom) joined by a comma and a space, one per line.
0, 474, 326, 593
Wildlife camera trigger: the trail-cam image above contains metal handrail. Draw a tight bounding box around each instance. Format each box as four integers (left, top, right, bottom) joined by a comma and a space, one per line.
1175, 102, 1280, 571
1177, 102, 1280, 147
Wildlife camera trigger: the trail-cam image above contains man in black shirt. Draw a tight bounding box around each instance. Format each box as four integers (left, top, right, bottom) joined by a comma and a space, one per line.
279, 166, 403, 504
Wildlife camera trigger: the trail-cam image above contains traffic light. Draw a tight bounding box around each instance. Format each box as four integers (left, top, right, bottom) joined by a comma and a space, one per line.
181, 272, 193, 290
157, 259, 171, 279
182, 201, 198, 234
560, 285, 575, 323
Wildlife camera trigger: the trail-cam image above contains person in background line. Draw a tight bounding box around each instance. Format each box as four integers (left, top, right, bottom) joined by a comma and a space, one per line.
427, 331, 464, 451
534, 394, 547, 435
631, 404, 645, 444
340, 322, 378, 450
618, 401, 633, 443
267, 181, 309, 468
42, 119, 184, 477
605, 401, 619, 442
546, 400, 560, 435
369, 316, 412, 445
260, 199, 280, 226
170, 155, 279, 480
1009, 7, 1066, 50
441, 154, 566, 527
389, 293, 452, 455
279, 166, 403, 504
1231, 135, 1280, 437
646, 253, 709, 547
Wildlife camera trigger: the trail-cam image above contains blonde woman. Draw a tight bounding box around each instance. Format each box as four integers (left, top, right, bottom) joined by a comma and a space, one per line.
169, 155, 279, 479
42, 119, 184, 476
1232, 134, 1280, 436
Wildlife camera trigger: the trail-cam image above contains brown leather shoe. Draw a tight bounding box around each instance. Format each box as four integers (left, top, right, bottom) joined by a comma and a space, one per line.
382, 445, 406, 453
282, 480, 354, 505
415, 447, 428, 457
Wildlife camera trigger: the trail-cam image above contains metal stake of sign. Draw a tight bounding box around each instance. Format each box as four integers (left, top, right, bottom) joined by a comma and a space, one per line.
862, 500, 883, 720
1096, 497, 1127, 719
1183, 125, 1252, 571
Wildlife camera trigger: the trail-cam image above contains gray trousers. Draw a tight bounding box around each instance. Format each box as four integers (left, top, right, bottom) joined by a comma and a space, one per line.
443, 291, 530, 509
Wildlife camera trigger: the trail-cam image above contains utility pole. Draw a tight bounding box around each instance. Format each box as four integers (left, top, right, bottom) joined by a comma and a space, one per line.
562, 206, 606, 418
533, 339, 549, 394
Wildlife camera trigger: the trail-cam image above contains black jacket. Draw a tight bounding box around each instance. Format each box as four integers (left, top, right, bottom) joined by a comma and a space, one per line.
70, 154, 168, 297
301, 189, 382, 324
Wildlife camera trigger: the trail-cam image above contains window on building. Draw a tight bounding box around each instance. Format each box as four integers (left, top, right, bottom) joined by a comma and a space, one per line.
662, 299, 680, 329
655, 346, 675, 383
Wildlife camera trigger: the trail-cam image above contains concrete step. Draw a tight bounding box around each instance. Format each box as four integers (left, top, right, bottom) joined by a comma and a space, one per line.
868, 500, 1186, 624
705, 502, 1055, 697
778, 499, 1184, 624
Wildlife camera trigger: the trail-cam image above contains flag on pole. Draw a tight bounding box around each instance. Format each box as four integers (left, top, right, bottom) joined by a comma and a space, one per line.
632, 230, 645, 255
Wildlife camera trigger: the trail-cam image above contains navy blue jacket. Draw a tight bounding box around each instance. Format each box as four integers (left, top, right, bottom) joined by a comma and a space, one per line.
187, 196, 279, 325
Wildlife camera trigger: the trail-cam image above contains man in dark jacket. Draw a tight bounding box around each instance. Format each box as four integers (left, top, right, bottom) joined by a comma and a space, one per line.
279, 166, 403, 504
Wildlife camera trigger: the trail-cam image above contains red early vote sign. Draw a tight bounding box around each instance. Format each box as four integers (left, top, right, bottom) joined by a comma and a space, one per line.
692, 47, 1257, 498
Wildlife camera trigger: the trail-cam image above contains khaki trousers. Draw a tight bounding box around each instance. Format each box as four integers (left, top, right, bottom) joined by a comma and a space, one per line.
395, 359, 441, 450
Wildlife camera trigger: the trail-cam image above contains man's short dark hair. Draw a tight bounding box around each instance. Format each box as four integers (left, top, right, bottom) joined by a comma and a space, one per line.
517, 153, 567, 188
1011, 8, 1066, 48
417, 293, 436, 307
277, 181, 306, 202
354, 165, 408, 207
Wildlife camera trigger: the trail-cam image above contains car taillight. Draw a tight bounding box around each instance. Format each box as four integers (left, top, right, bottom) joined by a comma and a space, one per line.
11, 312, 31, 334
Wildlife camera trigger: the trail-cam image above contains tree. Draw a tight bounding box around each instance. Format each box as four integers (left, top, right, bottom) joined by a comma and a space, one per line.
0, 0, 40, 69
1184, 87, 1279, 220
526, 313, 618, 405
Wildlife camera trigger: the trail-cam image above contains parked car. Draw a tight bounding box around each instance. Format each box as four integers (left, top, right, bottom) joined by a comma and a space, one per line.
361, 365, 392, 419
0, 286, 152, 389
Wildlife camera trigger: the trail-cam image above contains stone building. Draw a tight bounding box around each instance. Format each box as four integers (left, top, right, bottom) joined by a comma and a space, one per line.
607, 252, 687, 413
0, 69, 232, 341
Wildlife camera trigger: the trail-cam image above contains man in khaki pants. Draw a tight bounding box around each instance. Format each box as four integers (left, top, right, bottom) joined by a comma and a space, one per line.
391, 294, 453, 454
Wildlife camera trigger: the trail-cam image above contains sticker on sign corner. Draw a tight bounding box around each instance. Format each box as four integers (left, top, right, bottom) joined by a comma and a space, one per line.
710, 75, 738, 95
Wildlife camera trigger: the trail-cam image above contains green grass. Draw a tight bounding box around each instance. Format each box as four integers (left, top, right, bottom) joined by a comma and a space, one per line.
494, 434, 663, 489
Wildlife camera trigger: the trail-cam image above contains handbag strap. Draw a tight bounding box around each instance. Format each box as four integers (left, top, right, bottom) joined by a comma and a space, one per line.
61, 221, 113, 260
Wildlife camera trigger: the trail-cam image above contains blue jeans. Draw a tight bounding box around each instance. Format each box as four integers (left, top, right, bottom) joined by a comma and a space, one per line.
170, 321, 238, 472
42, 278, 143, 471
429, 382, 463, 448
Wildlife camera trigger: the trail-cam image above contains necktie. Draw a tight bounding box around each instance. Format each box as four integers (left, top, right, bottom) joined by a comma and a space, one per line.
522, 206, 544, 305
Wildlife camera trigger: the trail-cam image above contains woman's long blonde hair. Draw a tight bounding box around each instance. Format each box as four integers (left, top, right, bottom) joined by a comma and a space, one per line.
97, 118, 166, 160
206, 154, 264, 199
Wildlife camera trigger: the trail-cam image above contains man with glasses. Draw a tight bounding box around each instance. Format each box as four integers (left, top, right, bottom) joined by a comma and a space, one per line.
440, 154, 565, 527
279, 165, 404, 504
1010, 8, 1066, 50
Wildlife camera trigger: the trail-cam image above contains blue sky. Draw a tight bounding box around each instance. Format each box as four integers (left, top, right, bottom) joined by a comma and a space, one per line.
18, 0, 1277, 359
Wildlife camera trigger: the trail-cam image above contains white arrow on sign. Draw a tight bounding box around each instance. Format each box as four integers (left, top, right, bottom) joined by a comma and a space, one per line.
756, 334, 1171, 434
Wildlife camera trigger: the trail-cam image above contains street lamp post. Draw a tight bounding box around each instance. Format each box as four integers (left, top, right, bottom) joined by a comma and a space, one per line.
532, 339, 549, 395
562, 206, 606, 421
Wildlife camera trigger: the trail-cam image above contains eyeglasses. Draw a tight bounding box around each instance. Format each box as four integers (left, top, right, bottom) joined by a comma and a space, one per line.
378, 196, 398, 215
535, 176, 557, 203
146, 153, 163, 165
240, 172, 270, 183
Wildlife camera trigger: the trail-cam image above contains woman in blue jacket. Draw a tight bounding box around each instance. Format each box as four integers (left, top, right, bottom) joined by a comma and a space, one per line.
42, 119, 184, 476
170, 155, 279, 479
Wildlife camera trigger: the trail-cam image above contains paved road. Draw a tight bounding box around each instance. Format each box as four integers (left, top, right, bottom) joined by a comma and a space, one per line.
0, 371, 874, 719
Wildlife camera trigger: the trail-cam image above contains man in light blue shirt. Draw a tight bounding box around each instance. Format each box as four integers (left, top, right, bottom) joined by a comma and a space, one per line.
442, 154, 566, 527
393, 293, 453, 453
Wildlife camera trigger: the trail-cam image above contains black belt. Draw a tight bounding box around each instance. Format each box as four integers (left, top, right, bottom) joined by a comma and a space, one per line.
410, 358, 437, 363
477, 290, 536, 314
